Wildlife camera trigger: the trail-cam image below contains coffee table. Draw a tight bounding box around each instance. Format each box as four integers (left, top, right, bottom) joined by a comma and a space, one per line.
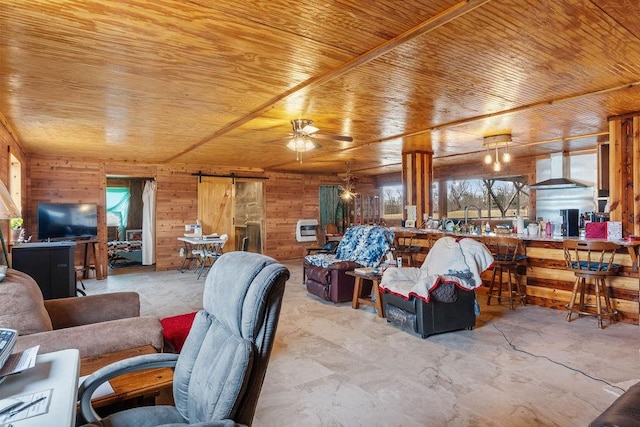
80, 345, 173, 409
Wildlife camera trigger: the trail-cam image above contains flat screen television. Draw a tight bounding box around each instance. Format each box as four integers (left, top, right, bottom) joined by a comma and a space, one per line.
37, 203, 98, 240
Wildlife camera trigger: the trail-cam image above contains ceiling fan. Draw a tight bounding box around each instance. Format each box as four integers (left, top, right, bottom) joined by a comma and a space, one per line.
283, 119, 353, 162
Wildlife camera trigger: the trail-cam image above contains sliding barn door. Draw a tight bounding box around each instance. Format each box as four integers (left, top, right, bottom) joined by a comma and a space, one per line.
198, 178, 234, 249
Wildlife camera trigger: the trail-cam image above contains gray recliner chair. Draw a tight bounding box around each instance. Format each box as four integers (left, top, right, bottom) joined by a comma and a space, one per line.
78, 252, 290, 427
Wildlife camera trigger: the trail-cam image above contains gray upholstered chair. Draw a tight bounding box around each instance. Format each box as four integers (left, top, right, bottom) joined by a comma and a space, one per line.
78, 251, 290, 427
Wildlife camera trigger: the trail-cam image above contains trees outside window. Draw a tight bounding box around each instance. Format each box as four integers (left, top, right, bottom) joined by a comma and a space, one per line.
444, 177, 528, 220
381, 185, 403, 220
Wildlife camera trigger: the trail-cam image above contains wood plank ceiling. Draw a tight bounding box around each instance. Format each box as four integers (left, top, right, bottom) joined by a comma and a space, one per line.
2, 0, 640, 176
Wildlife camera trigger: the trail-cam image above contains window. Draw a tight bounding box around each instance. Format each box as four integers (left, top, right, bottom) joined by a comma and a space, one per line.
444, 177, 528, 220
381, 185, 403, 220
432, 182, 439, 219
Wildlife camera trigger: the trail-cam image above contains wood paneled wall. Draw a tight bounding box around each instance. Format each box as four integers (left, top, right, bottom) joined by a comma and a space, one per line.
0, 117, 28, 261
20, 156, 364, 274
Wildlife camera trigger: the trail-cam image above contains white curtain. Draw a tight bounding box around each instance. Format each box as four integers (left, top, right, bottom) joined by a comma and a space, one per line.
142, 180, 156, 265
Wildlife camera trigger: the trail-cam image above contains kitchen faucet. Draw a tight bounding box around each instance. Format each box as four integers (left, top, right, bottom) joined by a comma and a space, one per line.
464, 205, 482, 224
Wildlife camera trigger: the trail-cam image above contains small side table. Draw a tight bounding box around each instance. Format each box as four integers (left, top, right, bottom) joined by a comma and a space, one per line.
347, 270, 385, 318
80, 345, 173, 409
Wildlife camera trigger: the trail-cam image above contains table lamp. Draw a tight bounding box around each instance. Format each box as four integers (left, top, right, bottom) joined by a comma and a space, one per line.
0, 180, 20, 267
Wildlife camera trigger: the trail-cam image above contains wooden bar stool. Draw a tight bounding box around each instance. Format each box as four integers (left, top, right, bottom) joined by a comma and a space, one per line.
483, 236, 527, 310
392, 231, 420, 267
563, 240, 620, 329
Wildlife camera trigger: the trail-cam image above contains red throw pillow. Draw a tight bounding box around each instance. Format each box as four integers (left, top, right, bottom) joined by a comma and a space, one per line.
160, 311, 197, 352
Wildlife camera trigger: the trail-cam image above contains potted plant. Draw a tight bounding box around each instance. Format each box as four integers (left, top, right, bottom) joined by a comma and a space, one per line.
10, 218, 23, 243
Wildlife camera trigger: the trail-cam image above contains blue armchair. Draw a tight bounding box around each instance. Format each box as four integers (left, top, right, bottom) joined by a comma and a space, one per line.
78, 252, 290, 426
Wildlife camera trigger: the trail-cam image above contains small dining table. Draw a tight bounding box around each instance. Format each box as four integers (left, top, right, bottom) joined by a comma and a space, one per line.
177, 236, 225, 275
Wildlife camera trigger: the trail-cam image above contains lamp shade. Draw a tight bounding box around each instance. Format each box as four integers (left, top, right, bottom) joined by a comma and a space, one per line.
0, 181, 20, 219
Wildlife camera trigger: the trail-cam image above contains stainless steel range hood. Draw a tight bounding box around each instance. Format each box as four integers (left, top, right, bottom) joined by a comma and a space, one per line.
529, 152, 588, 190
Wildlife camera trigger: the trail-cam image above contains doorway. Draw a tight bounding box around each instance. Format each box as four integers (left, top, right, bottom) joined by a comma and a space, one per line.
197, 177, 264, 253
106, 177, 156, 273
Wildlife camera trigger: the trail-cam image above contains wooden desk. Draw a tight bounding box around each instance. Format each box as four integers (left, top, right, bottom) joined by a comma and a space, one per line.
347, 270, 385, 318
80, 345, 173, 409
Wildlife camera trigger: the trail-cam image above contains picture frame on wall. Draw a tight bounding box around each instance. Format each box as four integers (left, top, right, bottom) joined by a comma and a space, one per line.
126, 229, 143, 241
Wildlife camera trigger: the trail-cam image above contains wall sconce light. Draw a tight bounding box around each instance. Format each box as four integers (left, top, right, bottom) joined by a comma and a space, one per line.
483, 134, 512, 172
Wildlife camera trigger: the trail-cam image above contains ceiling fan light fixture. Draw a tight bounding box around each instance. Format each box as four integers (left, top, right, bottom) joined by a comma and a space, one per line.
339, 161, 358, 200
304, 139, 321, 151
284, 118, 352, 162
286, 136, 320, 153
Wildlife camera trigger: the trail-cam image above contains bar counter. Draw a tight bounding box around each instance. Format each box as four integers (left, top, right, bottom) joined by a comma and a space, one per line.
393, 227, 640, 325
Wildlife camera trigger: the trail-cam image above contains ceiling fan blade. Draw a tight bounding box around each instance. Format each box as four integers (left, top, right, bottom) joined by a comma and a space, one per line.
311, 134, 353, 142
301, 124, 319, 135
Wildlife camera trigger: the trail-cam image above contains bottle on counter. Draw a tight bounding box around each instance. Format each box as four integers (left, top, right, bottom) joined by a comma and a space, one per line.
545, 219, 552, 236
485, 222, 491, 234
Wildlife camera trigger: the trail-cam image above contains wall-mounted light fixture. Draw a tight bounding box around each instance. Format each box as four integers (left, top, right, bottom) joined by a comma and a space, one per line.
483, 133, 512, 172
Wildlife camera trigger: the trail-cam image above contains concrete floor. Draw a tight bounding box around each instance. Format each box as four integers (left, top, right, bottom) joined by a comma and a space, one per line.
84, 258, 640, 427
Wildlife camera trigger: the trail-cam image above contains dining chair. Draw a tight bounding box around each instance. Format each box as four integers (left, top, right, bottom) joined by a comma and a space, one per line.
198, 234, 229, 279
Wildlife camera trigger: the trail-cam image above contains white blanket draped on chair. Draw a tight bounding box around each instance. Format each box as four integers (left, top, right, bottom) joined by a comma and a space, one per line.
380, 236, 494, 302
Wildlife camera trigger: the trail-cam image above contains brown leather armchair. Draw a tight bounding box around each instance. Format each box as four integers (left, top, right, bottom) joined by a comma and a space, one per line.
305, 260, 369, 303
304, 225, 393, 303
0, 269, 163, 358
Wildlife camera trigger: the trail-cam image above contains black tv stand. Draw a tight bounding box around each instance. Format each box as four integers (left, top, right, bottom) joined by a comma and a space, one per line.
12, 241, 76, 299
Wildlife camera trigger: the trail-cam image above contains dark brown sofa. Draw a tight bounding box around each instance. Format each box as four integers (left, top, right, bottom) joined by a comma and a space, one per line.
0, 268, 163, 358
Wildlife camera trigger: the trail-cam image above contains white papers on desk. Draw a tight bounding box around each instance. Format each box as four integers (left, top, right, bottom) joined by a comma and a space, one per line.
0, 388, 51, 423
0, 345, 39, 378
79, 375, 115, 400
